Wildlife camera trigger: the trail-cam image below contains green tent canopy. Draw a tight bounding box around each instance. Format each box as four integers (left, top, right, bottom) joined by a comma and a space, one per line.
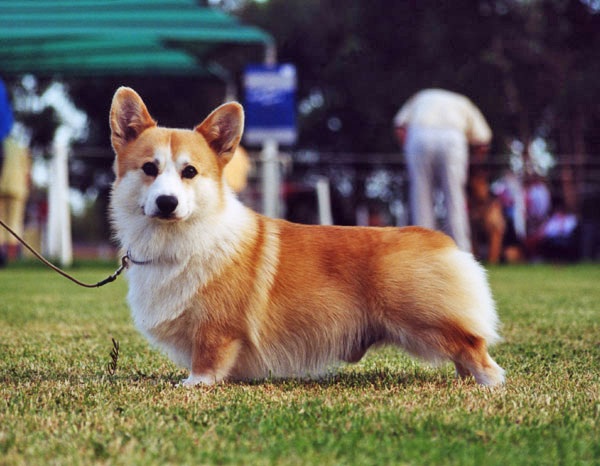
0, 0, 274, 76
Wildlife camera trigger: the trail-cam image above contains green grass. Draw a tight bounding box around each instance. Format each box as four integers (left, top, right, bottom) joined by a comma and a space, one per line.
1, 262, 599, 465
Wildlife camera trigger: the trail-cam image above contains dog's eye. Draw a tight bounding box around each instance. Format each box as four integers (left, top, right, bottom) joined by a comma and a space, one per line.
182, 165, 198, 179
142, 162, 158, 177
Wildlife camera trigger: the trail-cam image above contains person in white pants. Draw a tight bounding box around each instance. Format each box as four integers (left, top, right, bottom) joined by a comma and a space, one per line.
394, 89, 492, 252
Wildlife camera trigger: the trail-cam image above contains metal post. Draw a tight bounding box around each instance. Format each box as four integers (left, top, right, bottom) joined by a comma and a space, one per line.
259, 41, 281, 219
261, 139, 280, 218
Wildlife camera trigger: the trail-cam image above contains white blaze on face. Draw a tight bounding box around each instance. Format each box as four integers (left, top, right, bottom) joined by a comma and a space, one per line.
142, 146, 194, 220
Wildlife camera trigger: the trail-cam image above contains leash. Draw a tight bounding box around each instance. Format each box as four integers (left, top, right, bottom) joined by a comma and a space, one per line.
0, 218, 128, 288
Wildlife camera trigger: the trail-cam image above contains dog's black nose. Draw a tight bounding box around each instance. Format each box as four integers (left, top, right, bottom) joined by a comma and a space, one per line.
156, 195, 178, 215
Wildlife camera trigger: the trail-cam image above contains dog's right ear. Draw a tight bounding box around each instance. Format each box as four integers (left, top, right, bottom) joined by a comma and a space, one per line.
109, 87, 156, 154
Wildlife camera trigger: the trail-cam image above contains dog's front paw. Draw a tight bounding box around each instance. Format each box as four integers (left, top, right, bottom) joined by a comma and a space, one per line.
178, 373, 217, 387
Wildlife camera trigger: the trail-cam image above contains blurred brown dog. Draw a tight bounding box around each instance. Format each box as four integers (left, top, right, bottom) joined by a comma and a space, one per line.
469, 172, 506, 264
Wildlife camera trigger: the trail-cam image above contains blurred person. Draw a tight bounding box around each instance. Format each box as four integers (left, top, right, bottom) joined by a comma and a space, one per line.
0, 78, 14, 173
393, 89, 492, 252
0, 78, 13, 140
0, 77, 15, 266
524, 174, 551, 234
0, 135, 32, 265
491, 171, 527, 263
525, 200, 579, 261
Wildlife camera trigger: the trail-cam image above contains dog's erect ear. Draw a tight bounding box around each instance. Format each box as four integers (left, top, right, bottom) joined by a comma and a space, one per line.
195, 102, 244, 165
109, 87, 156, 154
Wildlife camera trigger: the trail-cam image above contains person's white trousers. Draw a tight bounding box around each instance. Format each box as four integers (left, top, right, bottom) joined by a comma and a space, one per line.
405, 125, 471, 252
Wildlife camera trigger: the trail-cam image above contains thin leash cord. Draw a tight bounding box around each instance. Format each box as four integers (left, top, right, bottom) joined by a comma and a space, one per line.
0, 218, 128, 288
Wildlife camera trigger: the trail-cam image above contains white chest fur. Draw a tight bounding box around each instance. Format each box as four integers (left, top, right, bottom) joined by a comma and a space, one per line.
127, 260, 199, 337
120, 197, 256, 337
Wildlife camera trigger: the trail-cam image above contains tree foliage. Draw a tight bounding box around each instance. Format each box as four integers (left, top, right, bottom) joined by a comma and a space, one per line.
239, 0, 600, 156
7, 0, 600, 225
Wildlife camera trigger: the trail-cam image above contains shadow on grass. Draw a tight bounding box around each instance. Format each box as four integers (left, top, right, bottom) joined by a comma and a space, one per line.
236, 366, 455, 391
3, 359, 459, 390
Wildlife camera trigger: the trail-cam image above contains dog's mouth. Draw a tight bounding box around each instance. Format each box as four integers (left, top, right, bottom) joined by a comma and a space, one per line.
150, 212, 183, 222
140, 206, 184, 222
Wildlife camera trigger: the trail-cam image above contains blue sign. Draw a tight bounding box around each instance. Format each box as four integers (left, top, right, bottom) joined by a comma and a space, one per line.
243, 64, 297, 146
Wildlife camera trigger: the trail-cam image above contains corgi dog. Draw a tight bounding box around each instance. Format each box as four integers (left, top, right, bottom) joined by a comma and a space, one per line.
109, 87, 505, 387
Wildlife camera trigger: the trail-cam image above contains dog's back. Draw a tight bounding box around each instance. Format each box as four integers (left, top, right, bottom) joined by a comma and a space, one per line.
225, 220, 504, 386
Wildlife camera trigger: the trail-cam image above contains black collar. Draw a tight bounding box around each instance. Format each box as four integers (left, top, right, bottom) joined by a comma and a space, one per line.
126, 248, 154, 266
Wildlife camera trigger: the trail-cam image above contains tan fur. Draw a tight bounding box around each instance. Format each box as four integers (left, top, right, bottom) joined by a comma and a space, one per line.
109, 87, 505, 387
223, 145, 251, 192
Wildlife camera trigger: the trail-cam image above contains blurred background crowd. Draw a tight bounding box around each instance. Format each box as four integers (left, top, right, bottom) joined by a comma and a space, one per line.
1, 0, 599, 266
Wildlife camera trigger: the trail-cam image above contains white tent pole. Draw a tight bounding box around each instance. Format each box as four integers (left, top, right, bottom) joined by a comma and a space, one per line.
41, 83, 87, 266
47, 127, 73, 265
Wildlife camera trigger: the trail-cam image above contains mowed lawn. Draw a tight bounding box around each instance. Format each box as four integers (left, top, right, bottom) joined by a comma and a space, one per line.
1, 262, 598, 465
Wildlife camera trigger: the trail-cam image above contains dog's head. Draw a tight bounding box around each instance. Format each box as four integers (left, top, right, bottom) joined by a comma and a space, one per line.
109, 87, 244, 223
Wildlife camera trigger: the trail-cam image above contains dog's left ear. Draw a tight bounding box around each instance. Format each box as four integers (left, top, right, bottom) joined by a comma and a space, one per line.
195, 102, 244, 165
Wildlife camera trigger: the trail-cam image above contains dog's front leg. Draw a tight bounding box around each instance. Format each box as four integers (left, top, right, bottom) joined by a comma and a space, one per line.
180, 330, 243, 387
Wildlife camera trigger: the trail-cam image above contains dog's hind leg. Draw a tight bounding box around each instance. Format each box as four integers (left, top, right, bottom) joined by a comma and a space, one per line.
452, 335, 504, 387
454, 361, 471, 379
